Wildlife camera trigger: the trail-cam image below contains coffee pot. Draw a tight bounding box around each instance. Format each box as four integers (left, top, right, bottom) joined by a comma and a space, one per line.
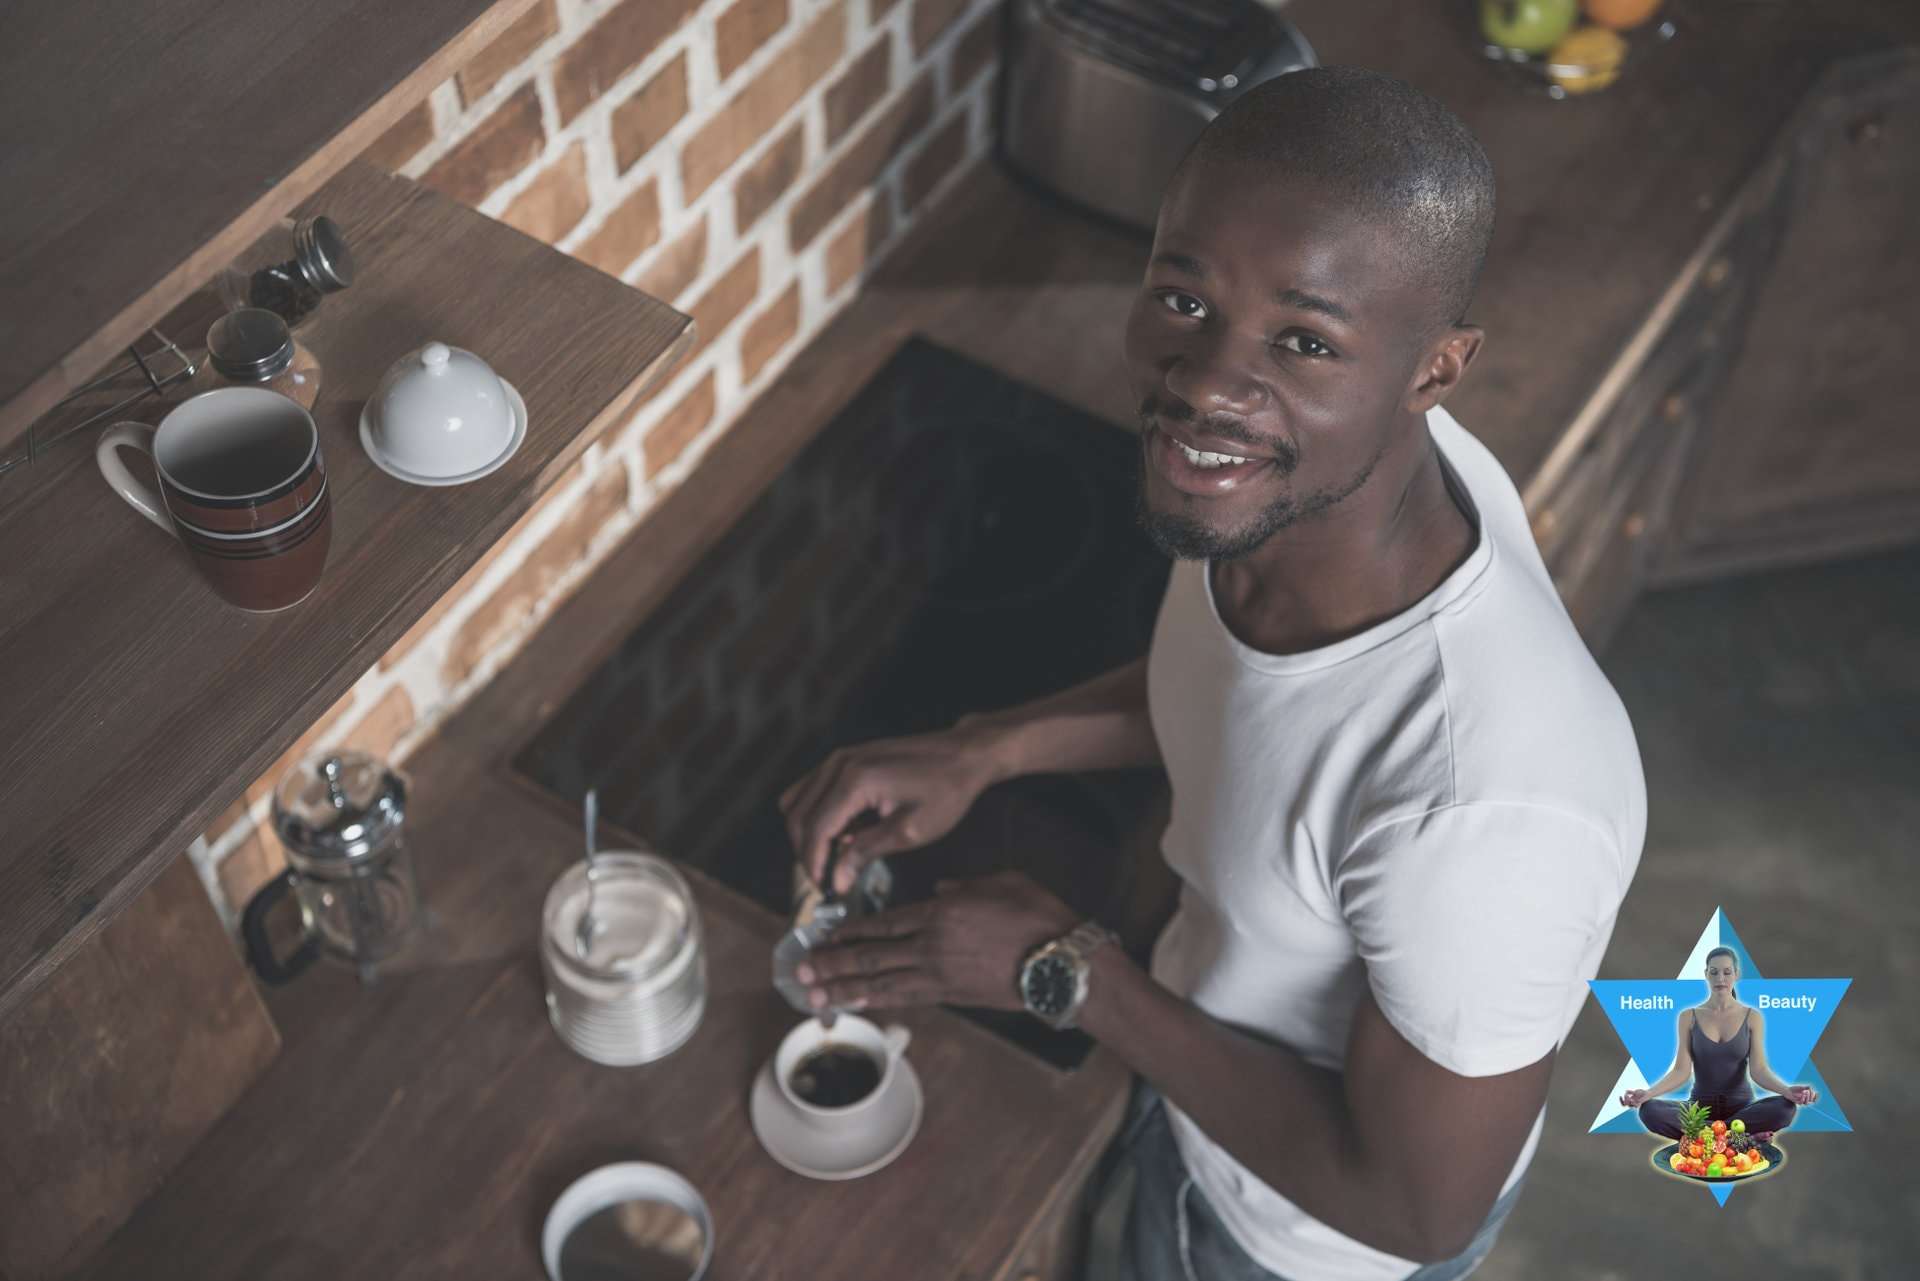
242, 748, 425, 985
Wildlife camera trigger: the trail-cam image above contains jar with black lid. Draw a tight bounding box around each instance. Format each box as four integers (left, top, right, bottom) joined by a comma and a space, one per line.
189, 307, 323, 410
216, 214, 355, 328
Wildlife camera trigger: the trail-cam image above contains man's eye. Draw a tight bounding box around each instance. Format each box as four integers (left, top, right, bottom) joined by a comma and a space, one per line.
1276, 332, 1333, 358
1157, 291, 1205, 318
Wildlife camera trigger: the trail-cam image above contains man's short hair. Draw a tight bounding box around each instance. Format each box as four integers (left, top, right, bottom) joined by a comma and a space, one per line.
1168, 66, 1496, 334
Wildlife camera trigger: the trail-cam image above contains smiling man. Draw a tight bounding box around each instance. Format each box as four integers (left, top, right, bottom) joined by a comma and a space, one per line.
778, 67, 1647, 1280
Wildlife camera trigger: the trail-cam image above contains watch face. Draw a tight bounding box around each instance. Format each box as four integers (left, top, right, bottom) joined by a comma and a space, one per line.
1024, 954, 1076, 1019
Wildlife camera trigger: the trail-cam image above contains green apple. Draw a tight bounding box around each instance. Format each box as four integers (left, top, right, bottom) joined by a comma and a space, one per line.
1479, 0, 1579, 54
1730, 1119, 1746, 1133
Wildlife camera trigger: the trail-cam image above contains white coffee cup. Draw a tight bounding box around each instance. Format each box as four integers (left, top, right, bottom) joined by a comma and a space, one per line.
773, 1014, 911, 1125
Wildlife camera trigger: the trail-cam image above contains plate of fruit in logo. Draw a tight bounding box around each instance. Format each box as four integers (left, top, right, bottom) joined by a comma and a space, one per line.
1652, 1104, 1784, 1183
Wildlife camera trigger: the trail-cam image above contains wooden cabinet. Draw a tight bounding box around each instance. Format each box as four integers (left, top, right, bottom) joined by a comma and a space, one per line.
1527, 129, 1790, 648
1651, 47, 1920, 585
1531, 45, 1920, 644
0, 856, 280, 1278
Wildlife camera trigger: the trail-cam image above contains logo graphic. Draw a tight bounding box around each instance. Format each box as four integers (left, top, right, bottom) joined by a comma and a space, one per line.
1588, 908, 1850, 1204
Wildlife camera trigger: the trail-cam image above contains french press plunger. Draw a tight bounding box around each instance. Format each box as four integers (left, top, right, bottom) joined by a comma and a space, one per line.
241, 748, 425, 985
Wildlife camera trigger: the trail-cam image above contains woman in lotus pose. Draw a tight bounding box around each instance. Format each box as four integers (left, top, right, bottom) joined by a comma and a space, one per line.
1620, 946, 1817, 1138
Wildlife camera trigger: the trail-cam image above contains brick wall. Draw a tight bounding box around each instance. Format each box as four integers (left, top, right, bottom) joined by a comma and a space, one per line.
187, 0, 1006, 926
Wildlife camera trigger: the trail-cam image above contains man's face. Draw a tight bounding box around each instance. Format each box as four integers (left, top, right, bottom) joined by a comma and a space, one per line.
1126, 159, 1440, 561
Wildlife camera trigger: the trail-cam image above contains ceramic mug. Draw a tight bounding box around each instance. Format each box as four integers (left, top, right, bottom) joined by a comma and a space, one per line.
95, 386, 332, 612
774, 1013, 912, 1126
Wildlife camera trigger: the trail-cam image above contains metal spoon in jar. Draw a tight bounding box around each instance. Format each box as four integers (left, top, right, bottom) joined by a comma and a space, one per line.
574, 787, 600, 960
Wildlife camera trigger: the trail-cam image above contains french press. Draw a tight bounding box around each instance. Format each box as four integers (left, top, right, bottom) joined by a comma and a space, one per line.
241, 748, 425, 985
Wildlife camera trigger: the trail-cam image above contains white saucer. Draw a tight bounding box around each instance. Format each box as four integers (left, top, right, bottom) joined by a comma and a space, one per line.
749, 1058, 923, 1180
359, 377, 528, 487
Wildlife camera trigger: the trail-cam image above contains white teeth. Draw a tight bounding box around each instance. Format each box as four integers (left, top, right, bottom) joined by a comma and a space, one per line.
1175, 440, 1253, 468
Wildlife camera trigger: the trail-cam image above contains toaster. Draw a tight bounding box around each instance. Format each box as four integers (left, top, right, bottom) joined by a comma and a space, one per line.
997, 0, 1317, 236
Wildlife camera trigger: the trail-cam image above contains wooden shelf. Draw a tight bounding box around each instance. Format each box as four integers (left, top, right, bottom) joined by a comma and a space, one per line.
0, 0, 537, 452
0, 161, 692, 1022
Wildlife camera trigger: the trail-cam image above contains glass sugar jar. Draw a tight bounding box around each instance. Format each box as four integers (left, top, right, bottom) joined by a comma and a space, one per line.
541, 849, 708, 1067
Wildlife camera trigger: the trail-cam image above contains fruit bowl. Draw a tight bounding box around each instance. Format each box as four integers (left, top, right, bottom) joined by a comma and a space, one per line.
1651, 1138, 1786, 1183
1471, 0, 1687, 100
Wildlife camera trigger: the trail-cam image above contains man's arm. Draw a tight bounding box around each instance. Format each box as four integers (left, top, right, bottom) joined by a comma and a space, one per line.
804, 877, 1549, 1262
782, 656, 1159, 889
1078, 946, 1551, 1263
960, 654, 1160, 781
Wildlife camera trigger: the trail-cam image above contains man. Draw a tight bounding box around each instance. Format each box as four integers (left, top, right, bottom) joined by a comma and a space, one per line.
778, 66, 1646, 1280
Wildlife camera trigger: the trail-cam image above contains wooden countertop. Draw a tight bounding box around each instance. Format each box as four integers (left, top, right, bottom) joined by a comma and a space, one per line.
0, 0, 537, 451
0, 162, 690, 1024
71, 776, 1132, 1279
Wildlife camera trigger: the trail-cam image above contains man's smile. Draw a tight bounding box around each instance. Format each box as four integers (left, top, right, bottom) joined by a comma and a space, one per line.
1144, 419, 1278, 497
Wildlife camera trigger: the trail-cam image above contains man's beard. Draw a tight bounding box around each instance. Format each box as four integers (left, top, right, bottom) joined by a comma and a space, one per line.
1132, 442, 1383, 562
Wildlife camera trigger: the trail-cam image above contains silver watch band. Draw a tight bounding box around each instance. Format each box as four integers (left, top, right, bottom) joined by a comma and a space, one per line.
1058, 919, 1118, 967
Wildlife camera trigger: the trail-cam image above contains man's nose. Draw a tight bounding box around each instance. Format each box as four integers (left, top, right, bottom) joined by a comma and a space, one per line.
1162, 337, 1265, 418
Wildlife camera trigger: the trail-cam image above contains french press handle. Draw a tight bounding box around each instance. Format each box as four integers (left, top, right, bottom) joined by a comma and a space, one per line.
240, 868, 321, 985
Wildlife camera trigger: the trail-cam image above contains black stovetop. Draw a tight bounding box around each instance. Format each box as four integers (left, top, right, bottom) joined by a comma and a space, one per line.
512, 336, 1173, 1071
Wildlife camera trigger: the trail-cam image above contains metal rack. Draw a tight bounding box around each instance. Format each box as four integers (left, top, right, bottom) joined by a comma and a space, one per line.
0, 329, 198, 487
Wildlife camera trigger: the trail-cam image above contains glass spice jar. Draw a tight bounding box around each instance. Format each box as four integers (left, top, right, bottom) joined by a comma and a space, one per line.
189, 307, 323, 410
215, 214, 355, 328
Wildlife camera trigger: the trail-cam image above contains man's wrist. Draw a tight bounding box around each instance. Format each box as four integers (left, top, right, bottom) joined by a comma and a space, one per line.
953, 713, 1026, 787
1074, 935, 1144, 1045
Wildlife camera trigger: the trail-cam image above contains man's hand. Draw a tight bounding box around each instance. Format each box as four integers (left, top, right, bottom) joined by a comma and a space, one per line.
778, 727, 1004, 895
794, 870, 1081, 1013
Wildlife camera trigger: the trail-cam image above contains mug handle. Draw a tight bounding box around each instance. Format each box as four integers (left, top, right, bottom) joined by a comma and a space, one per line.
240, 867, 320, 986
882, 1024, 912, 1063
95, 421, 178, 539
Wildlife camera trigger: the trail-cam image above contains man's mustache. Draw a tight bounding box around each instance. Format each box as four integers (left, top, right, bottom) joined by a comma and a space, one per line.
1141, 401, 1299, 475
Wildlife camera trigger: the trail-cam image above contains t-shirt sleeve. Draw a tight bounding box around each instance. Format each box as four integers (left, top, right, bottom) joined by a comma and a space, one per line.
1334, 803, 1623, 1078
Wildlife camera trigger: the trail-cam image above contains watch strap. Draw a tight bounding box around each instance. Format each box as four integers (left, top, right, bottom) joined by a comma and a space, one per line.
1057, 919, 1118, 966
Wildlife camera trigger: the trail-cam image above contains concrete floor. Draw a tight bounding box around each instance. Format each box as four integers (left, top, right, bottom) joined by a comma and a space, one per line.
1478, 544, 1920, 1281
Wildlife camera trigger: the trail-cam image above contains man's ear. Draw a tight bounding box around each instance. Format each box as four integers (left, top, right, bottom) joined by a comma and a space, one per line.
1406, 324, 1484, 414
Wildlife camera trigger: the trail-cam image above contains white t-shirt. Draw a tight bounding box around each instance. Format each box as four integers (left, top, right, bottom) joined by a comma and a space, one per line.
1144, 404, 1646, 1281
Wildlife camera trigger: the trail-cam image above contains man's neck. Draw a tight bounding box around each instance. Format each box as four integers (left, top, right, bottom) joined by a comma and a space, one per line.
1210, 425, 1477, 657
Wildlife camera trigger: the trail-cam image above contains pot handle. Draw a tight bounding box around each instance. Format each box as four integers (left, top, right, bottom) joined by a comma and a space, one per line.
241, 867, 320, 985
94, 422, 178, 539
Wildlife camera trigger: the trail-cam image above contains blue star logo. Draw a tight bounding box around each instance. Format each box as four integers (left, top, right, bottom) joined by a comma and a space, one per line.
1587, 908, 1850, 1204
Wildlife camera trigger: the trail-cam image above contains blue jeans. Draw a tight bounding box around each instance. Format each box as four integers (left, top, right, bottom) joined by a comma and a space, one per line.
1081, 1080, 1525, 1281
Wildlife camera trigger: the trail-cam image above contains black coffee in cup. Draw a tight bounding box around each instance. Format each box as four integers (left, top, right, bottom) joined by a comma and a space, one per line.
789, 1044, 882, 1107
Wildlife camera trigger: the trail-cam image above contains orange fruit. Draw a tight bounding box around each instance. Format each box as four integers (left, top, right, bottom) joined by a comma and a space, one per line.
1582, 0, 1662, 28
1547, 25, 1627, 94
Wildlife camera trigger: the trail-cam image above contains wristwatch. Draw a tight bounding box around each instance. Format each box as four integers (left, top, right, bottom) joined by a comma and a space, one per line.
1018, 920, 1118, 1030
